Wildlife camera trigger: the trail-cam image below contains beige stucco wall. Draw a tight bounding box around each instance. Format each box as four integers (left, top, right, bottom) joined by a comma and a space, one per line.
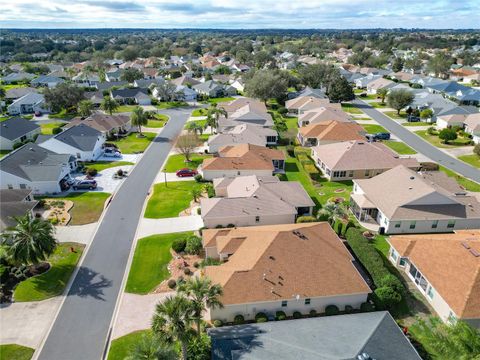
203, 213, 295, 229
201, 169, 272, 181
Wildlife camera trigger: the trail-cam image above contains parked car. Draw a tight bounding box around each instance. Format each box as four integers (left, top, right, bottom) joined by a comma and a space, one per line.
103, 143, 119, 150
104, 148, 122, 158
59, 179, 70, 191
73, 180, 97, 190
374, 132, 391, 140
176, 168, 198, 177
34, 111, 42, 117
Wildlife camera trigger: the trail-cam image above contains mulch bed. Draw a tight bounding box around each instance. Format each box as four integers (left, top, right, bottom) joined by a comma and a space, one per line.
0, 262, 51, 303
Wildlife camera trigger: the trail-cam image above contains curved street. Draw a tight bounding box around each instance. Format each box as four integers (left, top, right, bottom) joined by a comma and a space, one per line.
353, 99, 480, 183
36, 107, 191, 360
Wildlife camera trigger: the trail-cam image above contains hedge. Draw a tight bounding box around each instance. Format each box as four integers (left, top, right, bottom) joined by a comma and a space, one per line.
325, 305, 339, 316
275, 311, 286, 321
255, 312, 268, 323
234, 314, 245, 325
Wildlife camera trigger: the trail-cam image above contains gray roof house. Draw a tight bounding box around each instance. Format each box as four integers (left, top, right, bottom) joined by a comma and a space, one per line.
7, 93, 47, 115
30, 75, 64, 88
0, 189, 38, 232
133, 78, 165, 88
200, 175, 314, 228
209, 312, 421, 360
1, 72, 35, 84
0, 143, 76, 194
105, 69, 124, 82
5, 87, 38, 100
110, 88, 151, 105
207, 124, 277, 153
39, 123, 106, 161
0, 117, 41, 150
95, 81, 128, 91
193, 80, 225, 97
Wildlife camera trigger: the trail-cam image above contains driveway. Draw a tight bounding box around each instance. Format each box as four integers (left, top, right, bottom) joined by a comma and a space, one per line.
353, 99, 480, 183
95, 154, 141, 163
111, 292, 173, 340
36, 107, 192, 360
55, 223, 98, 245
72, 165, 134, 193
137, 215, 204, 239
153, 171, 196, 184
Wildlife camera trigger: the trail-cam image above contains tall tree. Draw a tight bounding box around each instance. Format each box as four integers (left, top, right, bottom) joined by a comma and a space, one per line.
427, 52, 454, 78
186, 121, 205, 135
151, 295, 195, 360
327, 74, 354, 102
392, 57, 404, 72
44, 83, 84, 113
377, 88, 388, 104
206, 103, 227, 134
154, 82, 177, 102
125, 333, 177, 360
178, 277, 223, 336
176, 134, 198, 162
387, 89, 414, 115
244, 70, 288, 104
121, 68, 144, 83
77, 100, 94, 118
101, 97, 118, 115
130, 106, 148, 135
1, 213, 57, 266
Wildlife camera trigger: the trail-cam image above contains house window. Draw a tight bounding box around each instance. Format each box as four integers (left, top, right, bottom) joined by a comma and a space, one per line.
7, 184, 13, 189
447, 220, 455, 228
409, 221, 416, 229
255, 216, 260, 223
19, 184, 27, 189
281, 300, 288, 307
304, 298, 311, 305
76, 153, 81, 159
348, 171, 354, 177
399, 257, 407, 267
431, 220, 438, 229
365, 169, 370, 176
427, 286, 434, 300
394, 222, 401, 228
333, 171, 346, 178
390, 248, 398, 262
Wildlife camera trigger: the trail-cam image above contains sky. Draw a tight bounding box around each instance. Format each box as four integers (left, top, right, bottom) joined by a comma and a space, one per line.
0, 0, 479, 29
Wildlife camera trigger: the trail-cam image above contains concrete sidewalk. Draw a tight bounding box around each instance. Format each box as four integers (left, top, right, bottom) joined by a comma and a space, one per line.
137, 216, 204, 239
55, 223, 98, 245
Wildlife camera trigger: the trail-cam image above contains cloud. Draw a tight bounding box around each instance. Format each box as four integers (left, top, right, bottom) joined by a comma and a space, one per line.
79, 0, 145, 12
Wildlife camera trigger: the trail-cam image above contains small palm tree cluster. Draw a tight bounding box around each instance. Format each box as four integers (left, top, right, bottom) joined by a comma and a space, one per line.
150, 276, 223, 360
130, 106, 149, 136
206, 103, 227, 134
318, 202, 347, 224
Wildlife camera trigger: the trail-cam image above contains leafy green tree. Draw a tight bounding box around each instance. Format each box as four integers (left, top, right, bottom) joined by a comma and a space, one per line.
206, 103, 227, 134
404, 56, 423, 72
191, 188, 202, 203
244, 70, 288, 104
473, 143, 480, 157
187, 333, 211, 360
427, 52, 454, 78
154, 82, 176, 102
420, 108, 433, 120
44, 83, 85, 113
130, 106, 148, 135
318, 203, 347, 224
101, 97, 118, 115
0, 87, 5, 99
186, 121, 205, 135
327, 74, 354, 102
387, 89, 414, 115
122, 47, 138, 61
126, 333, 177, 360
151, 295, 195, 360
298, 63, 330, 89
392, 57, 404, 72
376, 88, 388, 104
213, 65, 231, 75
439, 128, 457, 144
253, 51, 273, 69
411, 317, 480, 360
77, 100, 94, 118
121, 68, 143, 83
1, 213, 57, 266
177, 134, 198, 162
178, 277, 223, 336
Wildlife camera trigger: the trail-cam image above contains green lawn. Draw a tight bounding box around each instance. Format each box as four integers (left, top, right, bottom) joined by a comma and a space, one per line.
383, 111, 408, 120
186, 119, 207, 129
191, 108, 208, 117
415, 130, 472, 148
357, 94, 378, 100
145, 182, 203, 218
284, 116, 298, 130
0, 344, 34, 360
0, 150, 11, 158
40, 122, 66, 135
112, 132, 156, 153
369, 101, 388, 108
155, 101, 188, 109
0, 116, 9, 122
14, 243, 84, 302
114, 105, 137, 113
439, 166, 480, 192
207, 97, 235, 104
50, 192, 110, 225
107, 330, 151, 360
48, 110, 77, 120
146, 114, 168, 128
162, 153, 211, 172
126, 232, 193, 294
403, 121, 431, 127
82, 161, 134, 172
341, 103, 363, 114
1, 84, 28, 91
361, 124, 388, 134
384, 141, 417, 155
458, 154, 480, 168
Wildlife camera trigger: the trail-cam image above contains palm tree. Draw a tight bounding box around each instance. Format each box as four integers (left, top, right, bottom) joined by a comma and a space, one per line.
318, 203, 347, 225
377, 88, 388, 104
151, 294, 195, 360
126, 332, 177, 360
78, 99, 94, 118
131, 106, 148, 136
191, 188, 202, 203
178, 277, 223, 336
186, 121, 205, 136
101, 97, 119, 115
206, 104, 227, 134
1, 213, 57, 266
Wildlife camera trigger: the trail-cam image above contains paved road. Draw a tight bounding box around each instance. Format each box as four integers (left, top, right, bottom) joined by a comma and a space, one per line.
37, 108, 191, 360
353, 99, 480, 183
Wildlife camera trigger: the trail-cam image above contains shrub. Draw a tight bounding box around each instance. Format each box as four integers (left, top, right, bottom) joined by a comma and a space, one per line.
197, 207, 201, 215
199, 258, 222, 268
37, 199, 46, 208
325, 305, 339, 316
117, 169, 124, 177
172, 238, 187, 253
296, 215, 316, 223
439, 128, 458, 144
255, 312, 268, 323
286, 145, 295, 157
344, 305, 354, 314
234, 314, 245, 325
374, 286, 402, 310
167, 279, 176, 289
52, 127, 63, 135
86, 168, 98, 177
193, 261, 199, 268
226, 224, 235, 228
277, 106, 287, 115
335, 221, 343, 236
203, 183, 215, 197
360, 301, 375, 312
378, 274, 404, 296
213, 319, 223, 327
426, 127, 436, 135
183, 268, 192, 276
473, 144, 480, 156
185, 235, 202, 255
309, 309, 317, 317
275, 311, 286, 321
194, 174, 203, 182
292, 311, 302, 319
177, 276, 185, 286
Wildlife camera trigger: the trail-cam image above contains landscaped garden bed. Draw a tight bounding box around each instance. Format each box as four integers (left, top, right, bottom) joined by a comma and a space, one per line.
37, 199, 74, 225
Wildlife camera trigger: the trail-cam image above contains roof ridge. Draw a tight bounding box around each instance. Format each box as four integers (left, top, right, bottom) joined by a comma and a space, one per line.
459, 265, 480, 317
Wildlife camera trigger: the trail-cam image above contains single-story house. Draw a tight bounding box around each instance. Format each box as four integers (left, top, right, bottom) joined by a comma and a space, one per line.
366, 77, 395, 94
354, 74, 381, 89
4, 87, 38, 101
0, 117, 41, 150
7, 93, 47, 115
64, 113, 131, 136
0, 189, 39, 232
170, 75, 201, 87
39, 123, 105, 161
83, 91, 105, 106
298, 107, 351, 127
200, 175, 314, 228
350, 165, 480, 234
207, 124, 277, 153
133, 78, 165, 88
1, 72, 35, 84
95, 81, 128, 92
200, 144, 285, 181
110, 88, 151, 105
464, 113, 480, 144
0, 143, 77, 194
312, 140, 420, 181
389, 71, 416, 82
217, 98, 274, 131
105, 69, 124, 82
290, 86, 327, 100
230, 79, 244, 92
297, 120, 365, 147
174, 85, 197, 102
193, 80, 225, 97
436, 114, 470, 129
388, 230, 480, 328
72, 72, 101, 87
209, 312, 422, 360
201, 222, 371, 322
285, 96, 341, 115
30, 75, 64, 88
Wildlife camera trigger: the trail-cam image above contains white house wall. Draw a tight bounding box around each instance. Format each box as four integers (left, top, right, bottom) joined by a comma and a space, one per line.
203, 213, 295, 228
201, 169, 272, 181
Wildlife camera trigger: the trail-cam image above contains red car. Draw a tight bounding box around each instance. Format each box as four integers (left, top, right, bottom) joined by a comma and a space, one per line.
176, 168, 198, 177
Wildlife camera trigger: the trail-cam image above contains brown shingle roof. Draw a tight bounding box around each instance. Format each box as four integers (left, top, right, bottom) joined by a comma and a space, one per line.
65, 113, 130, 133
299, 120, 365, 141
389, 230, 480, 318
299, 107, 351, 124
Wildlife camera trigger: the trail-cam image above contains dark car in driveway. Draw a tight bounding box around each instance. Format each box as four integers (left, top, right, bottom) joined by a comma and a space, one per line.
176, 168, 198, 177
374, 132, 391, 140
73, 180, 97, 190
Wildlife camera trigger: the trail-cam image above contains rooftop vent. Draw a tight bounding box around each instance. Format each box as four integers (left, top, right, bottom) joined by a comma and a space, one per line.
462, 242, 471, 249
470, 249, 480, 257
410, 176, 415, 180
